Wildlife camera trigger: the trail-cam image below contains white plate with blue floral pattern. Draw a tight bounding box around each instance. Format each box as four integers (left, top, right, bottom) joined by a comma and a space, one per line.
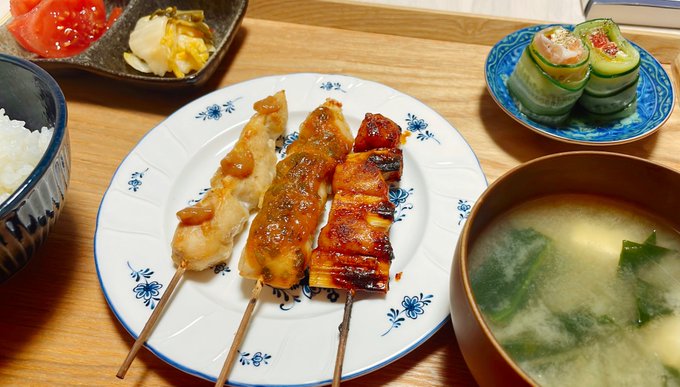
94, 73, 487, 386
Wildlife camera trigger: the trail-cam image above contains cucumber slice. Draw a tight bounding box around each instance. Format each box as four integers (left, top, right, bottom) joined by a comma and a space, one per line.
572, 18, 639, 121
581, 99, 638, 122
529, 45, 590, 87
528, 26, 590, 88
579, 77, 638, 114
585, 69, 639, 97
508, 48, 586, 124
573, 18, 640, 77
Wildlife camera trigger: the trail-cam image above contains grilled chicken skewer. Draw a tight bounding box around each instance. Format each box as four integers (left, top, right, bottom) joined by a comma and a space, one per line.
172, 91, 288, 270
117, 91, 287, 379
308, 113, 403, 386
310, 113, 402, 292
238, 98, 354, 288
214, 98, 354, 386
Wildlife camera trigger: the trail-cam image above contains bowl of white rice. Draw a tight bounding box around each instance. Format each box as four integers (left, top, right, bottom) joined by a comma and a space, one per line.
0, 53, 70, 283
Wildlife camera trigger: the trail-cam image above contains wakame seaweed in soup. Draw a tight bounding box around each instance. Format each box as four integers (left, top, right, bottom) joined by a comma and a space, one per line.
469, 194, 680, 386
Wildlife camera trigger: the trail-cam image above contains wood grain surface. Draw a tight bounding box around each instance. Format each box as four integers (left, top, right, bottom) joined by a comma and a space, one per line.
248, 0, 680, 64
1, 1, 679, 386
357, 0, 585, 24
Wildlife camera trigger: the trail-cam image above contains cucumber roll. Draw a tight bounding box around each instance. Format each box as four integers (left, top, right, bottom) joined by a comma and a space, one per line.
507, 26, 590, 125
573, 19, 640, 116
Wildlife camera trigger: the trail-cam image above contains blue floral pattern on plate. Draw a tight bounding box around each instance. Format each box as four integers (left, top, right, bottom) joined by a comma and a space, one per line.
319, 81, 347, 92
238, 351, 271, 367
127, 261, 163, 310
389, 187, 414, 222
405, 113, 440, 144
268, 271, 340, 311
195, 98, 241, 120
382, 293, 433, 336
275, 131, 299, 158
485, 24, 675, 145
457, 199, 472, 225
128, 168, 148, 192
188, 187, 210, 205
212, 263, 231, 276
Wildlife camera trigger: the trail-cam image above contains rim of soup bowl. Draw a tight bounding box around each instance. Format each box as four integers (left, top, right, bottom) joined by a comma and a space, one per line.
454, 150, 680, 386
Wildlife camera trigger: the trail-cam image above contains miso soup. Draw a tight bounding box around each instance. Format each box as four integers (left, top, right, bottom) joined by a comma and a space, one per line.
469, 194, 680, 386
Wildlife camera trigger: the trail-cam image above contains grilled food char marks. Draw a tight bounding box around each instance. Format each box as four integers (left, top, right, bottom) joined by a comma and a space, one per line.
309, 113, 403, 293
238, 98, 354, 289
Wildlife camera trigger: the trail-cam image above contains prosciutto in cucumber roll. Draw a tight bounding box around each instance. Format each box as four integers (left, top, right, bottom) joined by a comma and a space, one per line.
573, 19, 640, 119
508, 26, 590, 125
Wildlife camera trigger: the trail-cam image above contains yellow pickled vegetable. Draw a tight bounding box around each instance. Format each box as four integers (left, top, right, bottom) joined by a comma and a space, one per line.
123, 7, 214, 78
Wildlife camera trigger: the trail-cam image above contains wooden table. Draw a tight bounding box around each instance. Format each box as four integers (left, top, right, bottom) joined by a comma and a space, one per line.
1, 1, 678, 385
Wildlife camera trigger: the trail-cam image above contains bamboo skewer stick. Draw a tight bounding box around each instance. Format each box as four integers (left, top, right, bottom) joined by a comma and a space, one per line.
332, 290, 355, 387
117, 260, 188, 379
214, 278, 264, 387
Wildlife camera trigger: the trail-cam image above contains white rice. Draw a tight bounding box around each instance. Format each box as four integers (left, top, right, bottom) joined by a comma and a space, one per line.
0, 108, 53, 204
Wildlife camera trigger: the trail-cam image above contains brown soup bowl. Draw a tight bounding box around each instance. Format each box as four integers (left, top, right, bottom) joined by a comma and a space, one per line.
450, 151, 680, 386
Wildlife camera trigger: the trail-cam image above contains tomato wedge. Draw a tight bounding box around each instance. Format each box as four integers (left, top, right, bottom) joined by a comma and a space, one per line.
9, 0, 41, 17
106, 6, 123, 29
7, 0, 114, 58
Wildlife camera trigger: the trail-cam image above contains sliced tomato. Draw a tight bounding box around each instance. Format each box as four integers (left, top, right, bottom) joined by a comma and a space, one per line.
7, 0, 109, 58
106, 6, 123, 29
6, 12, 47, 55
9, 0, 42, 17
589, 30, 620, 57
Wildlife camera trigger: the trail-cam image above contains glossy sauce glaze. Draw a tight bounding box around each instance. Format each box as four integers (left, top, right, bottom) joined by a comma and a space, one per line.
238, 99, 354, 289
309, 113, 403, 293
170, 91, 287, 271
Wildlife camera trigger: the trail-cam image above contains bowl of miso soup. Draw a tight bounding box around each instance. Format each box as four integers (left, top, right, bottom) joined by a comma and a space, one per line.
450, 151, 680, 386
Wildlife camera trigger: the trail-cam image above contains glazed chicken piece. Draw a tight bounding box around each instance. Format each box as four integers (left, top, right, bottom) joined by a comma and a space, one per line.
309, 113, 403, 293
238, 98, 354, 289
352, 113, 402, 152
171, 91, 287, 271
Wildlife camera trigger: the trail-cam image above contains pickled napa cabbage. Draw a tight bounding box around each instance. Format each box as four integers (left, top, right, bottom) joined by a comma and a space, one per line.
123, 7, 214, 78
